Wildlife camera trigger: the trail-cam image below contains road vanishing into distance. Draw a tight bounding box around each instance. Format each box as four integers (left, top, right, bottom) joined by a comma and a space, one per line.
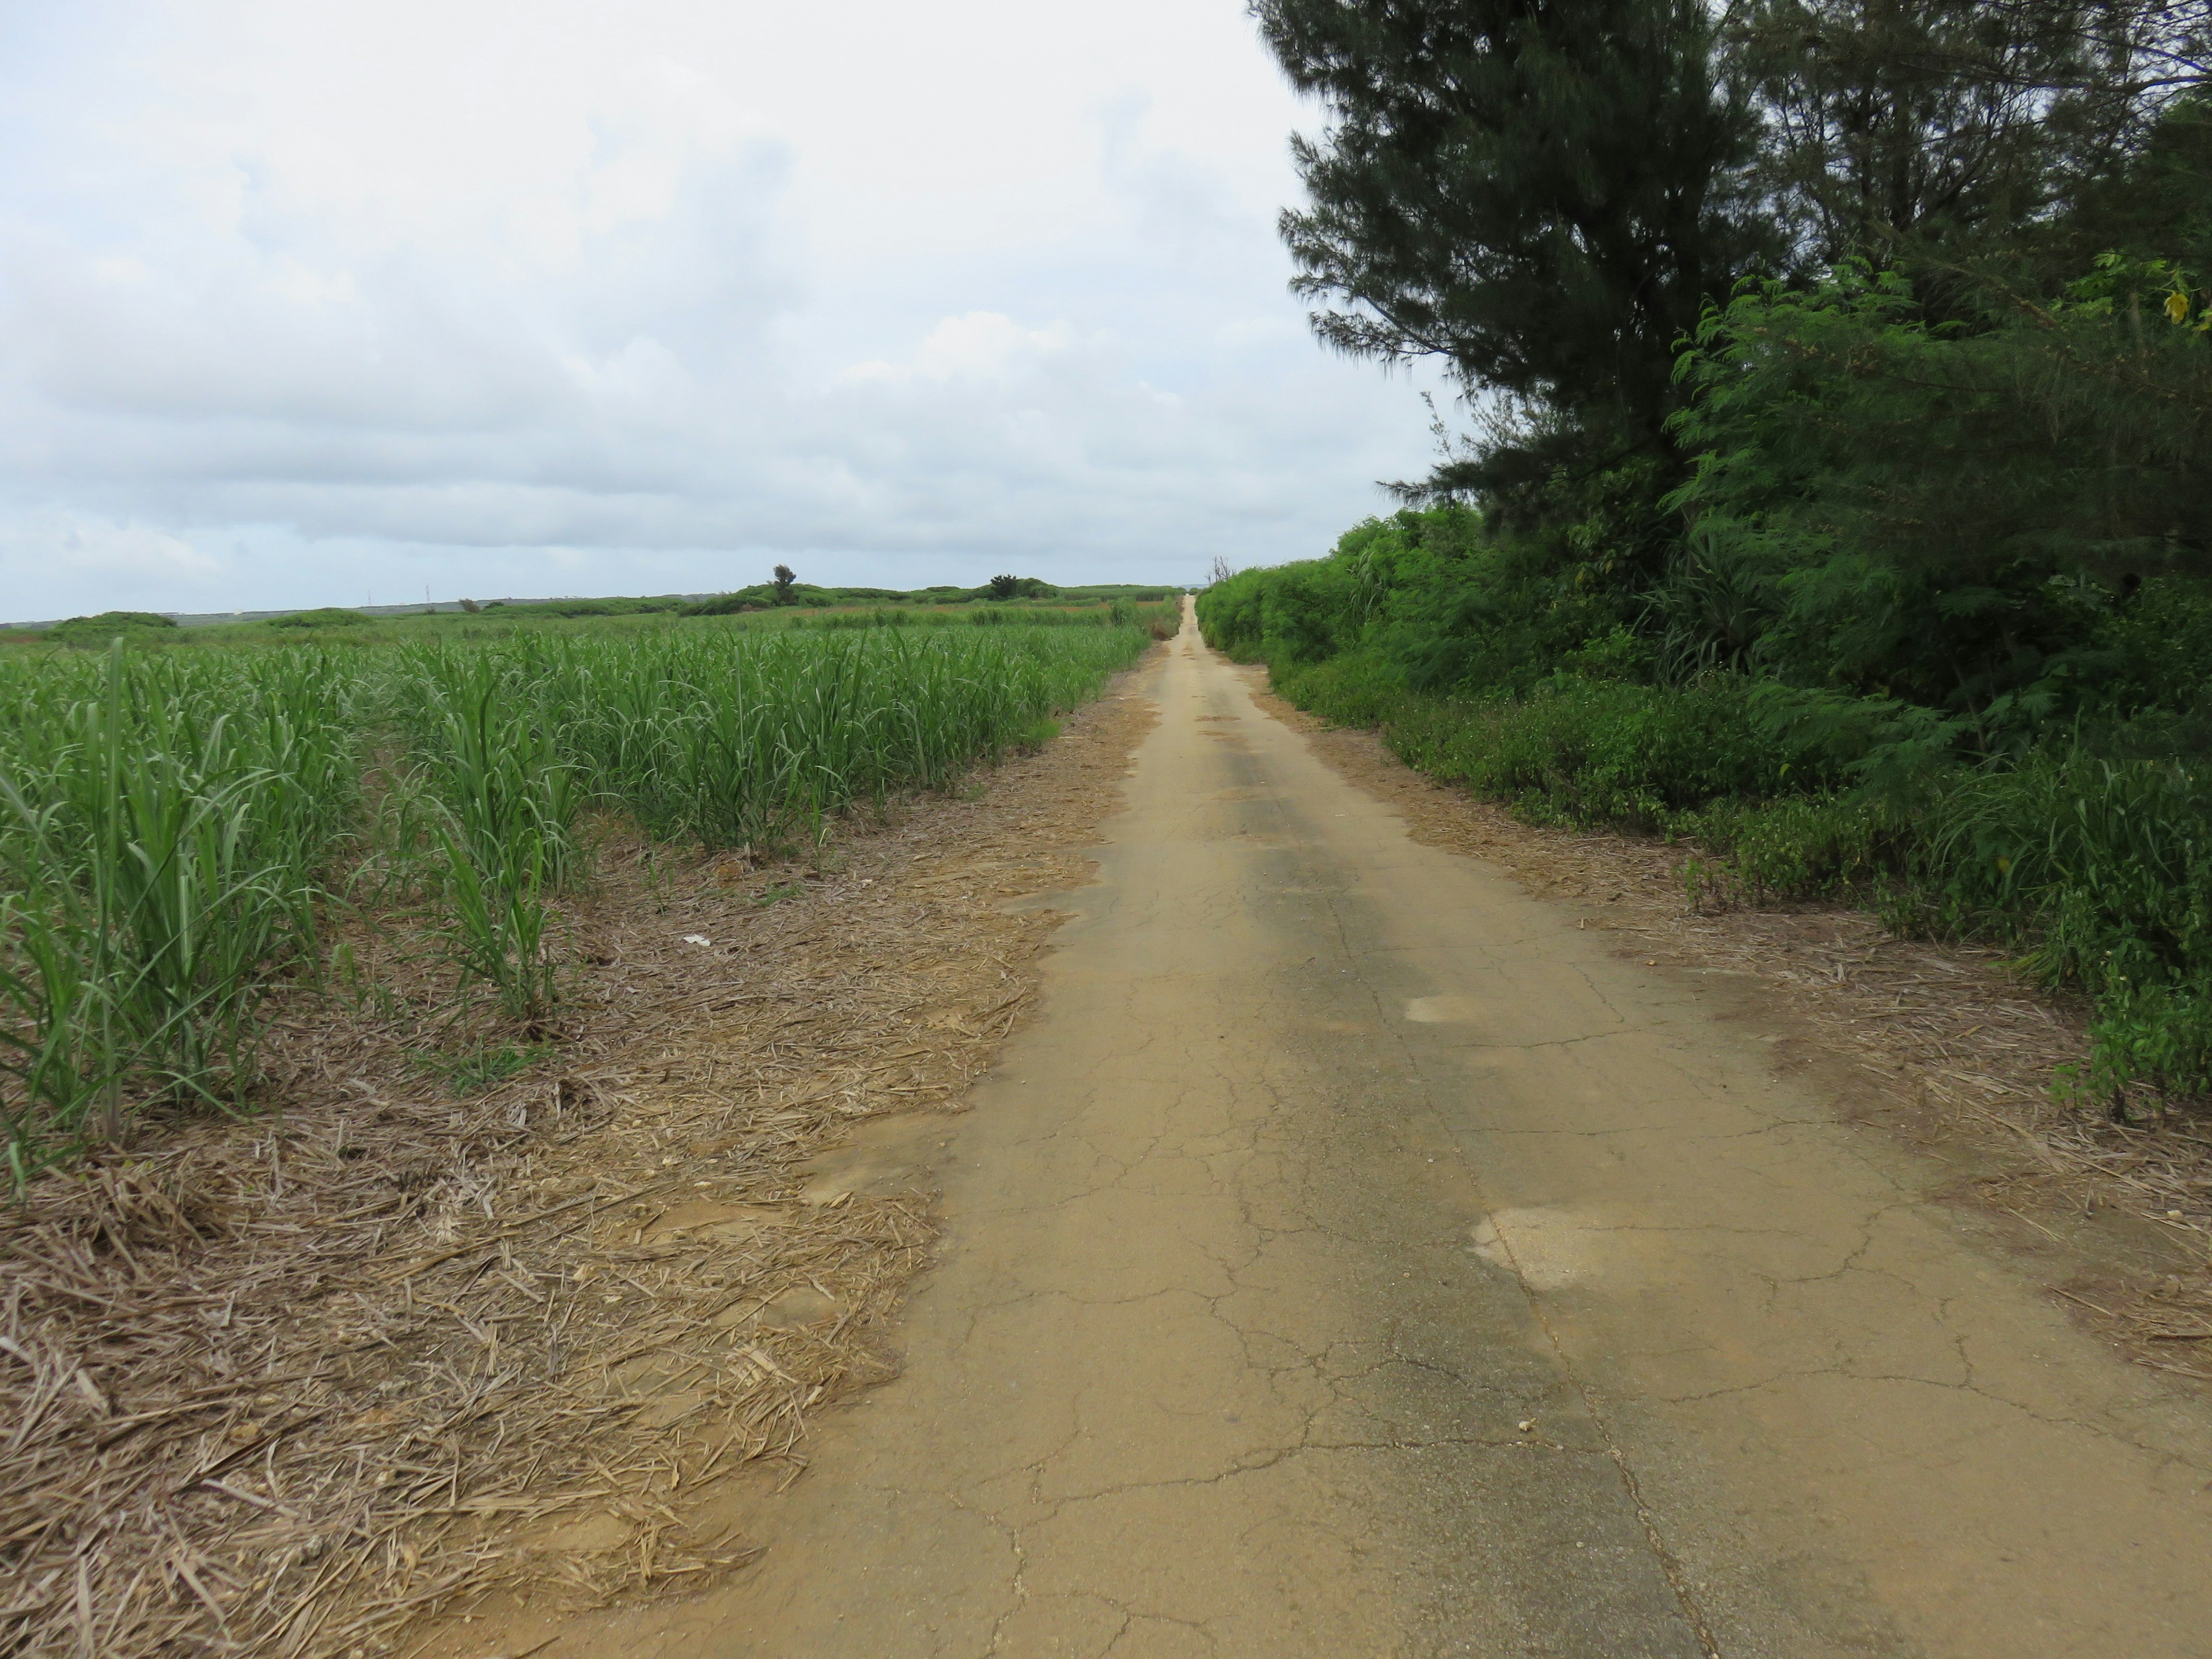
528, 603, 2212, 1657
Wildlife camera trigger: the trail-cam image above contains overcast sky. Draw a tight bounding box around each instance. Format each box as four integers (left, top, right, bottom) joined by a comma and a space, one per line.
0, 0, 1446, 618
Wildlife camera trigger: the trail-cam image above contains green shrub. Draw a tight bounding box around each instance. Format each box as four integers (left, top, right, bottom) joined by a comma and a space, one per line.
682, 592, 769, 616
1665, 261, 2212, 713
1694, 793, 1902, 896
1273, 650, 1413, 730
1376, 676, 1823, 831
270, 607, 371, 629
1911, 751, 2212, 1093
46, 612, 177, 646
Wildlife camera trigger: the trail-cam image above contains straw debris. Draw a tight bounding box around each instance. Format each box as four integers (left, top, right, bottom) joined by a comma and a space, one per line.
0, 680, 1156, 1657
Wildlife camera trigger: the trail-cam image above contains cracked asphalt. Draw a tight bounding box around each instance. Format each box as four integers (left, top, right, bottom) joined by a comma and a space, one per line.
539, 603, 2212, 1657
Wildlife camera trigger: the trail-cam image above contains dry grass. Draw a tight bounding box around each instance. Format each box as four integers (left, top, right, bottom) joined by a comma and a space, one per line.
1248, 673, 2212, 1372
0, 677, 1157, 1658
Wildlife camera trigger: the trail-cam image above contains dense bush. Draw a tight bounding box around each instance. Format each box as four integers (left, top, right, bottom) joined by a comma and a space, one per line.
46, 612, 177, 646
1663, 260, 2212, 711
1912, 752, 2212, 1093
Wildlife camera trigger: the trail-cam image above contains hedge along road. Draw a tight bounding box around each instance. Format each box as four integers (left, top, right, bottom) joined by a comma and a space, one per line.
517, 600, 2212, 1658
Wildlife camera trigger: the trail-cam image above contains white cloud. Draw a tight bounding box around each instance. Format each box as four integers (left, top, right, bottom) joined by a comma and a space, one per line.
0, 0, 1446, 617
0, 511, 223, 599
837, 313, 1089, 388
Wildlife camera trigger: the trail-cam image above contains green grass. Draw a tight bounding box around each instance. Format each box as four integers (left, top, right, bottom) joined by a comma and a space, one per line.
0, 619, 1154, 1182
410, 1041, 558, 1096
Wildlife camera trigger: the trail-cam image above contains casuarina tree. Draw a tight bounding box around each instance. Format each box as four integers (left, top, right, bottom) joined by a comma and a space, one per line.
1253, 0, 1781, 497
1726, 0, 2205, 274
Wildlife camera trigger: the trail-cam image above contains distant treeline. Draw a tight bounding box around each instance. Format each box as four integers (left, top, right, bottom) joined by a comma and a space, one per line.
1214, 1, 2212, 1103
677, 577, 1175, 616
17, 581, 1181, 647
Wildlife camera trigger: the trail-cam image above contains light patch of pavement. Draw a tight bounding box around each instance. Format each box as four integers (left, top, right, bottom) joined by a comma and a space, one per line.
1405, 994, 1483, 1022
499, 600, 2212, 1658
1470, 1210, 1614, 1294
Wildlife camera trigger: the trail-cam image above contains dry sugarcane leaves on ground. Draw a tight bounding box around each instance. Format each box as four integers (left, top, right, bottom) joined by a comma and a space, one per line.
0, 682, 1158, 1659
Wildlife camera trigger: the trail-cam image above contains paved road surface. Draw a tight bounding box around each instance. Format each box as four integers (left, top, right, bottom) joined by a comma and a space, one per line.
531, 603, 2212, 1657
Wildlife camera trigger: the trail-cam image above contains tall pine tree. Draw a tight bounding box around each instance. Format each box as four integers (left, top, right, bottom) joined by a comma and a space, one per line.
1255, 0, 1778, 495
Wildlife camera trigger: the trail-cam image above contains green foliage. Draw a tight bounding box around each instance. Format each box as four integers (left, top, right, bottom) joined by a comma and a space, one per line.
1199, 502, 1634, 696
480, 596, 687, 619
2066, 98, 2212, 272
791, 602, 1171, 634
395, 656, 581, 1025
1665, 263, 2212, 710
1260, 0, 2196, 493
46, 612, 178, 646
2075, 578, 2212, 752
269, 608, 372, 630
1725, 0, 2181, 271
0, 646, 356, 1180
682, 582, 858, 615
680, 590, 774, 616
524, 626, 1147, 850
1380, 677, 1827, 832
1235, 0, 2212, 1102
1696, 793, 1902, 897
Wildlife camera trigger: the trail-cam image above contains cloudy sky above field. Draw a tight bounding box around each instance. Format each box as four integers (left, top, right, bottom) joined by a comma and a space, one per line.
0, 0, 1447, 618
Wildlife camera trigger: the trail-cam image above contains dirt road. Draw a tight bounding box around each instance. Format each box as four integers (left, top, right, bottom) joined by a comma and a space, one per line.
519, 604, 2212, 1657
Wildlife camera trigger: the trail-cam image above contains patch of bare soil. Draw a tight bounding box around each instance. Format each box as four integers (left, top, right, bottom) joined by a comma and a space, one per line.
1245, 673, 2212, 1385
0, 675, 1157, 1659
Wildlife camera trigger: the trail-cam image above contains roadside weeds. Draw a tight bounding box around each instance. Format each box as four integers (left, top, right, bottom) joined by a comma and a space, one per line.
1245, 672, 2212, 1384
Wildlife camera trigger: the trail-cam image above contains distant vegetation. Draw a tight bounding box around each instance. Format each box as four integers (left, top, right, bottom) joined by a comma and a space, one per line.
679, 575, 1162, 616
10, 579, 1180, 647
44, 612, 177, 647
